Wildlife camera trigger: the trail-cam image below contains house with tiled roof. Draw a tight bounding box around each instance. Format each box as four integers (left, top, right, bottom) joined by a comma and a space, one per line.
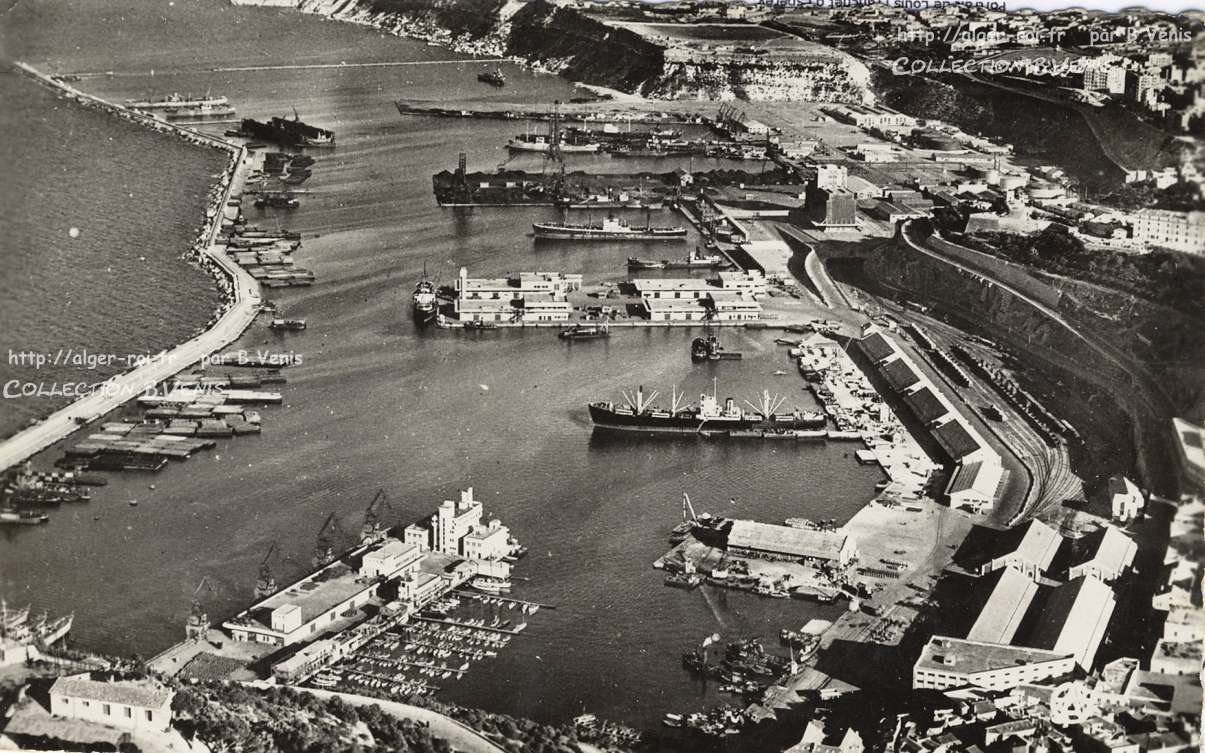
50, 674, 174, 733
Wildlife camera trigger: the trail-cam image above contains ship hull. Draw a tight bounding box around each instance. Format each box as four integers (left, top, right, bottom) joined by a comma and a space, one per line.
533, 224, 687, 241
589, 403, 825, 434
508, 141, 600, 153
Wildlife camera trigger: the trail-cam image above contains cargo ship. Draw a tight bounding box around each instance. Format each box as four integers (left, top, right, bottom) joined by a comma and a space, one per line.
534, 214, 686, 241
589, 384, 826, 434
478, 66, 506, 87
629, 247, 726, 270
126, 93, 238, 125
239, 111, 335, 148
507, 133, 601, 153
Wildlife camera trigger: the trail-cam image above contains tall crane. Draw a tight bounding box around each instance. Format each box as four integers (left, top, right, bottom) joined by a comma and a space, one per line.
361, 489, 394, 545
186, 577, 213, 643
254, 542, 280, 600
313, 512, 345, 568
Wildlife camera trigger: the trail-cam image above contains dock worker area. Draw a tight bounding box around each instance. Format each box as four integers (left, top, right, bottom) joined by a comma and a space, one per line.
149, 487, 551, 704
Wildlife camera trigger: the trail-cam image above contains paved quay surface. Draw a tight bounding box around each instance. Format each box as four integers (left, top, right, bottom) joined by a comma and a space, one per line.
0, 63, 262, 472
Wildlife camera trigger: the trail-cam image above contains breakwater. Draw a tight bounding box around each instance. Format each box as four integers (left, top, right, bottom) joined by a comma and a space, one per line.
0, 63, 262, 472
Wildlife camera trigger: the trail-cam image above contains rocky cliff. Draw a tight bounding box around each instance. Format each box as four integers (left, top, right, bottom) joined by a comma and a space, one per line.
256, 0, 868, 102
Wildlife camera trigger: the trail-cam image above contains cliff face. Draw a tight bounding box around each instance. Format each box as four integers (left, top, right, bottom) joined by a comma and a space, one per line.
272, 0, 868, 101
649, 59, 869, 102
505, 1, 665, 94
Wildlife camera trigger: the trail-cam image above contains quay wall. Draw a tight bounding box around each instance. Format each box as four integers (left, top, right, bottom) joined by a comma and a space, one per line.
0, 63, 262, 473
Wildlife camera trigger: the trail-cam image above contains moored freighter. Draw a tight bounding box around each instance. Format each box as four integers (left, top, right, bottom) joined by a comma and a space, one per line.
126, 93, 238, 125
589, 385, 826, 435
534, 214, 686, 241
239, 111, 335, 148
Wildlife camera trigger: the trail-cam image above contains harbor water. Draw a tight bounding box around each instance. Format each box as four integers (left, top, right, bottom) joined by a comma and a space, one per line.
1, 0, 884, 729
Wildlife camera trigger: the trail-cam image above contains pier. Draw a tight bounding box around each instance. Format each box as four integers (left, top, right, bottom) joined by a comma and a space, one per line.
456, 590, 556, 610
0, 63, 263, 473
414, 616, 529, 635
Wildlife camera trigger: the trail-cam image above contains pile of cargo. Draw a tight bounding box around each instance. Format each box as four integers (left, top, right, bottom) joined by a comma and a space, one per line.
222, 223, 314, 288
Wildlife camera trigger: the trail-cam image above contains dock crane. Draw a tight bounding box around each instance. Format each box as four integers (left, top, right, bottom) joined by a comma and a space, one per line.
361, 489, 394, 546
313, 512, 345, 568
253, 542, 280, 600
185, 577, 214, 643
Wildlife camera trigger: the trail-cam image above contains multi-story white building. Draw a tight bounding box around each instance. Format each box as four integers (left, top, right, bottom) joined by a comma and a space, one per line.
912, 637, 1076, 691
463, 518, 511, 561
1130, 210, 1205, 254
433, 488, 484, 556
49, 676, 174, 734
361, 540, 423, 579
1083, 64, 1127, 95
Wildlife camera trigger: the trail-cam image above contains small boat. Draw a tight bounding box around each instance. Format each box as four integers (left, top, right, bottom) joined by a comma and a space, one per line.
270, 318, 307, 331
463, 321, 499, 330
0, 508, 49, 526
691, 335, 742, 362
559, 323, 609, 341
478, 66, 506, 87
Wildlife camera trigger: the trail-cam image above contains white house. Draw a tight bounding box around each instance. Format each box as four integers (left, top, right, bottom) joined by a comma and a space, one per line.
50, 675, 174, 734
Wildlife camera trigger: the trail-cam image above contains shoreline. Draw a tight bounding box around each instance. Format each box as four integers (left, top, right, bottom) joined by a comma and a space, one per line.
0, 62, 262, 472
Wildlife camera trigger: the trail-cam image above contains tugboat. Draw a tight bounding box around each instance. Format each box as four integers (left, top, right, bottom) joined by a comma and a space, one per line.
558, 323, 609, 341
413, 265, 437, 320
533, 213, 686, 241
691, 335, 742, 362
478, 66, 506, 88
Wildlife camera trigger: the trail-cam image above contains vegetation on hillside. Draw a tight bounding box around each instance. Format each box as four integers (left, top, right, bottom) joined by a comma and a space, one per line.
958, 224, 1205, 320
365, 0, 506, 39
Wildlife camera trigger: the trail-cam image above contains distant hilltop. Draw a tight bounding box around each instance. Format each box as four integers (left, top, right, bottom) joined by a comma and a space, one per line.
228, 0, 872, 104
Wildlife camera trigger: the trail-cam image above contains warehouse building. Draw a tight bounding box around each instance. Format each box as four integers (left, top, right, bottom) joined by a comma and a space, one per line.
965, 566, 1038, 646
1067, 526, 1136, 584
975, 519, 1062, 580
1026, 576, 1116, 671
912, 637, 1075, 691
726, 519, 858, 568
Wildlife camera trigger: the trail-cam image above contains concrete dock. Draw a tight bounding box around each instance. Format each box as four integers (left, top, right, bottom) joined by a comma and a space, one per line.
0, 63, 263, 472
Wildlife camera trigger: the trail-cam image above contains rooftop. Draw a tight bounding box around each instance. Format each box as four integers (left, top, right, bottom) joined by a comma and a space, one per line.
1027, 576, 1115, 669
1172, 417, 1205, 483
904, 386, 951, 424
947, 457, 1003, 499
880, 356, 921, 393
727, 519, 850, 561
858, 331, 897, 363
51, 676, 173, 709
915, 636, 1072, 677
932, 418, 982, 461
1014, 519, 1062, 573
241, 558, 375, 633
966, 566, 1037, 645
1078, 526, 1136, 575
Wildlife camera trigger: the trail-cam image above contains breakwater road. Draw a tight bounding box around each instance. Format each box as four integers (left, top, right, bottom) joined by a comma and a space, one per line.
57, 59, 510, 79
212, 59, 507, 73
272, 685, 507, 753
0, 64, 262, 473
